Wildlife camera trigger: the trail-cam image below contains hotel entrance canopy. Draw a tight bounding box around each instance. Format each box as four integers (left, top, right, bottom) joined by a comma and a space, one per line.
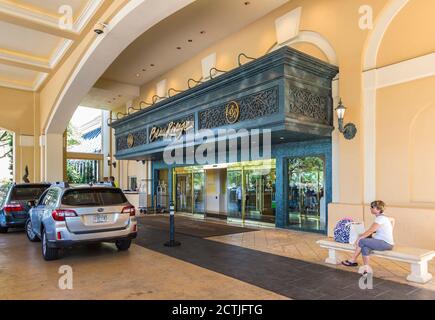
110, 46, 339, 160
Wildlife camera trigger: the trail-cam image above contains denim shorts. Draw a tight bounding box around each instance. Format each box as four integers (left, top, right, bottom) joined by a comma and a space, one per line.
358, 238, 393, 256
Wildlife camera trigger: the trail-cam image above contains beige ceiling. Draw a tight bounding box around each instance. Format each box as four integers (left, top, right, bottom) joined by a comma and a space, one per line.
0, 0, 104, 91
101, 0, 290, 87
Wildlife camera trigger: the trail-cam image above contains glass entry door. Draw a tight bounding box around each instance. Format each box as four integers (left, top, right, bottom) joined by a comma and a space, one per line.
175, 174, 192, 213
227, 159, 276, 224
193, 172, 205, 214
288, 156, 325, 232
245, 168, 276, 223
174, 167, 205, 215
227, 170, 242, 219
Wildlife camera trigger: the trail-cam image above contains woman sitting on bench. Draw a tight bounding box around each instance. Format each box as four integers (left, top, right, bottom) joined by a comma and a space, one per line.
342, 200, 395, 273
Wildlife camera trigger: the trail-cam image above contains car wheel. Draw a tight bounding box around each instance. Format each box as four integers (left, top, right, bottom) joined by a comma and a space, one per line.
0, 226, 8, 233
41, 229, 59, 261
25, 219, 40, 242
115, 239, 131, 251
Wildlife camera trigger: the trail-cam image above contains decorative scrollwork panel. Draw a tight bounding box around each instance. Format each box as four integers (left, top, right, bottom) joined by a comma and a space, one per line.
199, 86, 279, 130
288, 86, 330, 125
116, 129, 147, 152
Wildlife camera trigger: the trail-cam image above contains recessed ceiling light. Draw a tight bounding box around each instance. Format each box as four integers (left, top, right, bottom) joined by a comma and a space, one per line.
280, 137, 284, 140
244, 1, 251, 5
150, 64, 155, 67
142, 69, 146, 72
188, 39, 193, 43
118, 94, 122, 97
176, 46, 182, 50
136, 73, 140, 77
200, 30, 206, 34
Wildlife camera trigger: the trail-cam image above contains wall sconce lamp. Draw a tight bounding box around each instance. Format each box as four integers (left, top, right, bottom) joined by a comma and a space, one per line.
107, 154, 117, 168
335, 99, 357, 140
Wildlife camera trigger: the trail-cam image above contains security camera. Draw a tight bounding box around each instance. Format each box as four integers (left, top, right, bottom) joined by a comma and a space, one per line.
94, 22, 108, 35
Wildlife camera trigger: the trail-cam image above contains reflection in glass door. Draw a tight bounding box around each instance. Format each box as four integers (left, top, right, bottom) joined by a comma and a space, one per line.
245, 168, 276, 223
174, 167, 205, 215
193, 172, 205, 214
175, 174, 192, 213
227, 170, 242, 219
288, 157, 325, 232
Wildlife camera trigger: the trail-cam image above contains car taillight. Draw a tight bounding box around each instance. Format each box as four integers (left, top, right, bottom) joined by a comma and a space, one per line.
52, 209, 77, 221
122, 205, 135, 216
4, 204, 24, 212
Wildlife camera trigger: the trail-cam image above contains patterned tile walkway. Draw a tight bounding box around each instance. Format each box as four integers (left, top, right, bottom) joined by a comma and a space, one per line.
135, 216, 435, 299
207, 227, 435, 292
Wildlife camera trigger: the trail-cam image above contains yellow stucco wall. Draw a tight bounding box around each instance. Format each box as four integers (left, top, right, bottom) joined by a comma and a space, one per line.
133, 0, 388, 205
0, 87, 39, 182
377, 76, 435, 206
126, 0, 435, 248
377, 0, 435, 68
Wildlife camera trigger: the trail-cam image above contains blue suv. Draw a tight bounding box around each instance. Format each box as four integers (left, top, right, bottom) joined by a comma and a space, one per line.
0, 183, 51, 233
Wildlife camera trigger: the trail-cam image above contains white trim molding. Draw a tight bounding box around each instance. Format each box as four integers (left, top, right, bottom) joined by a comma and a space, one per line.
284, 31, 338, 65
364, 0, 410, 71
376, 53, 435, 89
19, 135, 34, 147
45, 0, 196, 135
362, 0, 410, 203
362, 53, 435, 202
362, 69, 377, 203
331, 76, 340, 202
275, 7, 302, 45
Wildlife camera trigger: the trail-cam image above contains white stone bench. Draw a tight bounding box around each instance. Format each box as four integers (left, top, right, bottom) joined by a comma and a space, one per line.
316, 239, 435, 284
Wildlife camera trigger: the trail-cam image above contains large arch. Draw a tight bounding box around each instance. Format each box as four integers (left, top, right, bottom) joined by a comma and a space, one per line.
42, 0, 196, 181
287, 31, 338, 66
45, 0, 196, 134
361, 0, 410, 203
363, 0, 410, 71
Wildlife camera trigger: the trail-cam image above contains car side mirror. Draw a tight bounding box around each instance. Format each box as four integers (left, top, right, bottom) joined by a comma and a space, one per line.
27, 200, 36, 207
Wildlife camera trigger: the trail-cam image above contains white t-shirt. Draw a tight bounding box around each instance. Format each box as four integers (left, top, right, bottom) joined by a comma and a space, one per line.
236, 187, 242, 200
373, 215, 394, 245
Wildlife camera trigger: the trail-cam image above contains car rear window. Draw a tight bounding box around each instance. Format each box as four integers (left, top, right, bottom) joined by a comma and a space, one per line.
61, 189, 128, 206
11, 185, 51, 201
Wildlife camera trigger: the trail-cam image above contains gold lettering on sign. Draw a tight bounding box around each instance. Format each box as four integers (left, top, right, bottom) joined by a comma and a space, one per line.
225, 101, 240, 124
149, 121, 194, 142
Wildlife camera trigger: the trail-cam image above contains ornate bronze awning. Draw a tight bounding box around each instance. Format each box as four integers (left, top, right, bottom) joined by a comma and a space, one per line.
110, 46, 338, 160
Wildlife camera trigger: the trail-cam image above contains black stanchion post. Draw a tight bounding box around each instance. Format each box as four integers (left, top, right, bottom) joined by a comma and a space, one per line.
164, 200, 181, 247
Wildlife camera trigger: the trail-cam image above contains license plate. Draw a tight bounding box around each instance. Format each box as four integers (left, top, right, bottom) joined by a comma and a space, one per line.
93, 214, 108, 223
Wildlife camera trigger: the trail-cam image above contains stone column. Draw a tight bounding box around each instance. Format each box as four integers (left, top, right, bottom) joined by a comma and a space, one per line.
44, 133, 64, 182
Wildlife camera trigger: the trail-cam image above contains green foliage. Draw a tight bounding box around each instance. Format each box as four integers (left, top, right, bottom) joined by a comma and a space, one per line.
67, 160, 99, 184
0, 130, 13, 179
67, 123, 80, 147
66, 162, 81, 184
289, 157, 324, 188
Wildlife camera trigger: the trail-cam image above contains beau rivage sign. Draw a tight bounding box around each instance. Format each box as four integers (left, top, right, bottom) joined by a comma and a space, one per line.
149, 120, 195, 142
148, 101, 241, 143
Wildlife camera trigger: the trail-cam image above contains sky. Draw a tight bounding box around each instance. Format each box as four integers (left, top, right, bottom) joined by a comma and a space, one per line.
70, 106, 102, 127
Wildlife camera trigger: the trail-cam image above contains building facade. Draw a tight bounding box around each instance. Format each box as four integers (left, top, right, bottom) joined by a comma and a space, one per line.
111, 47, 337, 232
1, 0, 435, 249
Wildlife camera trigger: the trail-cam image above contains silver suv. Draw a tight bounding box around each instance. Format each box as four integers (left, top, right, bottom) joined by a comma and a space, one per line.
26, 183, 137, 260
